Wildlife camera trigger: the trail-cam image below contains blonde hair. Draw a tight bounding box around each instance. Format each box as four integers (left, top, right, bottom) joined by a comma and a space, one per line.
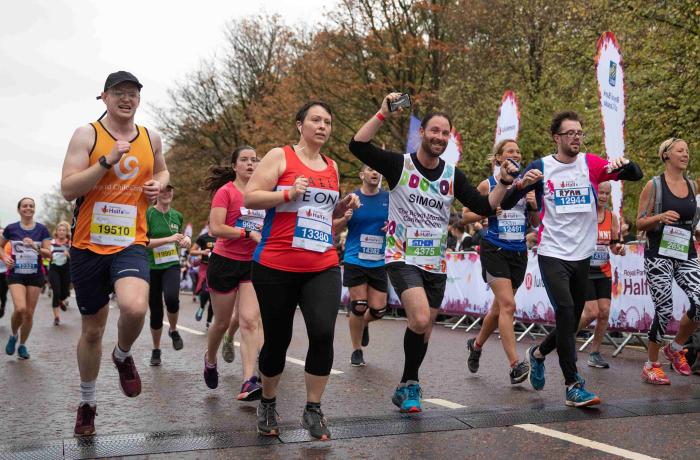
488, 138, 518, 166
658, 137, 685, 162
54, 221, 71, 240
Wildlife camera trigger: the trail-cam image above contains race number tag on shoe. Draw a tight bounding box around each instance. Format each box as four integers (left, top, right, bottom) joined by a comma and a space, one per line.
12, 242, 39, 274
154, 243, 179, 265
90, 202, 137, 246
292, 206, 333, 253
405, 228, 441, 266
554, 181, 591, 214
235, 207, 265, 231
358, 234, 384, 261
658, 226, 691, 260
590, 244, 610, 267
498, 210, 526, 241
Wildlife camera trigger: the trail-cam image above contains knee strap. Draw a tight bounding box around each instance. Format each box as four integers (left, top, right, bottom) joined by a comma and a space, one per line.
350, 300, 368, 316
369, 306, 387, 319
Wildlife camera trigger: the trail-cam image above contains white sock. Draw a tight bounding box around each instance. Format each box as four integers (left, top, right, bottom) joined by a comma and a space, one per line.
113, 344, 131, 362
80, 380, 97, 406
670, 341, 683, 352
645, 361, 654, 369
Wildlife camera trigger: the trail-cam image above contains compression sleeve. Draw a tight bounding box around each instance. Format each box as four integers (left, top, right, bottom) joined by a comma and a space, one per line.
454, 169, 493, 216
348, 138, 404, 188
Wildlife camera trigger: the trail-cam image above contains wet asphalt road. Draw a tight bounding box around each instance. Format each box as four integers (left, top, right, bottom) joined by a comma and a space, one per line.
1, 291, 699, 459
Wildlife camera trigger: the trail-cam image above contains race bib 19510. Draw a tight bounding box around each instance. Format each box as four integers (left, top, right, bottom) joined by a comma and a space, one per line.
90, 202, 137, 246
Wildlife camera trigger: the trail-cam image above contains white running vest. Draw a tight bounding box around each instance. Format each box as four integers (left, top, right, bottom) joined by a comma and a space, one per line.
538, 154, 597, 260
385, 154, 454, 274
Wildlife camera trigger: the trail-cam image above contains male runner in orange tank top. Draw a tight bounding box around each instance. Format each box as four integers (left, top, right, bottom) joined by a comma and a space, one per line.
61, 71, 170, 436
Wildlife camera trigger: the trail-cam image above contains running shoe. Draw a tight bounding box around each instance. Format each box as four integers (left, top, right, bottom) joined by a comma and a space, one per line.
5, 335, 17, 355
54, 317, 60, 326
509, 360, 530, 384
195, 307, 204, 321
401, 383, 422, 413
466, 338, 482, 373
641, 362, 671, 385
168, 330, 184, 351
662, 344, 691, 376
526, 346, 545, 391
362, 325, 369, 347
350, 349, 365, 367
111, 348, 142, 397
565, 381, 600, 407
587, 352, 610, 369
74, 403, 97, 437
222, 334, 235, 363
203, 354, 218, 389
238, 376, 262, 401
391, 385, 408, 409
301, 406, 331, 440
257, 400, 279, 436
60, 301, 67, 312
17, 345, 30, 360
150, 349, 161, 367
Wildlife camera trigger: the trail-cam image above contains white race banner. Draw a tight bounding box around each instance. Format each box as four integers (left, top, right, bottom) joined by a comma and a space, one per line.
494, 90, 520, 145
595, 31, 626, 221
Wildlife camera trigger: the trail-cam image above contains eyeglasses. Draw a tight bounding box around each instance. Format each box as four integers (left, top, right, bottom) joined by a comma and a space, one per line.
108, 90, 140, 100
556, 130, 586, 139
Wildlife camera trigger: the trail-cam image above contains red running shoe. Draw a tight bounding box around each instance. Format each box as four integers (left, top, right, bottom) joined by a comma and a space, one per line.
112, 347, 142, 397
641, 363, 671, 385
74, 403, 97, 437
662, 344, 692, 376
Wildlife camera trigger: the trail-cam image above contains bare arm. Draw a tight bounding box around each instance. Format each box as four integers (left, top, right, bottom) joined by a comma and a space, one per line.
143, 130, 169, 201
636, 181, 665, 232
244, 148, 289, 209
353, 93, 402, 143
61, 126, 115, 201
147, 234, 180, 248
39, 239, 52, 259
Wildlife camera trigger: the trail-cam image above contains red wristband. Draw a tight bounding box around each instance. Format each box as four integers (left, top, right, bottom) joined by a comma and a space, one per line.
283, 189, 290, 202
239, 228, 245, 238
375, 112, 386, 122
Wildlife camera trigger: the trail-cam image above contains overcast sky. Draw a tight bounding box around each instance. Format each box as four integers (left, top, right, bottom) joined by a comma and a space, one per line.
0, 0, 333, 226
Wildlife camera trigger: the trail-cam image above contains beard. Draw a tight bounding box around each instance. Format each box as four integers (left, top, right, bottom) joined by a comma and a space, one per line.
561, 142, 580, 158
421, 137, 447, 157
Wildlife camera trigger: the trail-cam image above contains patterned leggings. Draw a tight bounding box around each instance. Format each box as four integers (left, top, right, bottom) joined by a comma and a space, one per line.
645, 257, 700, 343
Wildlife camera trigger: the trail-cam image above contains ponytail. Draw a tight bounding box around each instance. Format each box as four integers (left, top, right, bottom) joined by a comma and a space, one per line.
202, 145, 255, 197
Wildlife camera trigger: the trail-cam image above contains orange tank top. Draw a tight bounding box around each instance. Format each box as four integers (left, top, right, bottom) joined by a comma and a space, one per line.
71, 121, 154, 255
590, 209, 612, 277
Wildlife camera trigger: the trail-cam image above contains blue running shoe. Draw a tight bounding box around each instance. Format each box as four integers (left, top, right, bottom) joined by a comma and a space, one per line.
5, 335, 17, 355
526, 346, 545, 390
401, 383, 422, 413
391, 385, 408, 409
565, 382, 600, 407
17, 345, 30, 360
195, 307, 204, 322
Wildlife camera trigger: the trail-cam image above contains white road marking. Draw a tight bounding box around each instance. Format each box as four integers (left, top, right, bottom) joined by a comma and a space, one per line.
424, 399, 465, 409
515, 424, 660, 460
167, 324, 343, 374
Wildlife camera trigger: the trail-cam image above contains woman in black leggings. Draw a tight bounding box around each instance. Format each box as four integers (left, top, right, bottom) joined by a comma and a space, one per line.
48, 222, 71, 325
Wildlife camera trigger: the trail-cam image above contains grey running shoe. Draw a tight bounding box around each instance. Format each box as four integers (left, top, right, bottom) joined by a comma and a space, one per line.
222, 334, 235, 363
150, 349, 161, 367
587, 352, 610, 369
466, 338, 482, 373
257, 401, 279, 436
350, 349, 365, 367
168, 330, 184, 351
302, 406, 331, 440
509, 359, 530, 384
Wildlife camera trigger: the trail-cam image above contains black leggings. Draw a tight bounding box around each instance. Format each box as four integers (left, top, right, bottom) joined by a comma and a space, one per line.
48, 264, 71, 309
537, 255, 590, 386
149, 266, 181, 330
0, 274, 8, 307
199, 280, 214, 323
252, 262, 341, 377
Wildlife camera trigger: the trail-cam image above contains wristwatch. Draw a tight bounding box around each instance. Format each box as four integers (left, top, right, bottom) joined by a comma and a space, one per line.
499, 177, 513, 186
98, 156, 112, 169
244, 229, 251, 239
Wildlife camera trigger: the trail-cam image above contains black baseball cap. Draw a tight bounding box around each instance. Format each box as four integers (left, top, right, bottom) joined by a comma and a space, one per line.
96, 71, 143, 100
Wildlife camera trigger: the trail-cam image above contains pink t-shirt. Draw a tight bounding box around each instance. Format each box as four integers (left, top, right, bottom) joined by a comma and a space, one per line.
211, 182, 264, 261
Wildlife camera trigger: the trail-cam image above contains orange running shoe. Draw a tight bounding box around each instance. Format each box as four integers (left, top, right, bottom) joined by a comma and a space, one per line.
641, 362, 670, 385
662, 344, 692, 376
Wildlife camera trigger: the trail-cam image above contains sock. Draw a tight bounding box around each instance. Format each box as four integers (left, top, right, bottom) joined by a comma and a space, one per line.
510, 359, 519, 368
670, 341, 683, 352
533, 347, 544, 360
80, 380, 97, 407
113, 344, 131, 362
261, 396, 276, 404
400, 328, 425, 383
405, 379, 419, 387
474, 340, 483, 350
645, 361, 654, 369
305, 401, 321, 411
417, 341, 429, 369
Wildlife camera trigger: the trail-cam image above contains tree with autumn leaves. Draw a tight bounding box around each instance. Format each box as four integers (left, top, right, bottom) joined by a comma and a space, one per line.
150, 0, 700, 230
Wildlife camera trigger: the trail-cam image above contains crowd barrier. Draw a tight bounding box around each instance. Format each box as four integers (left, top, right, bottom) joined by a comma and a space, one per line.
342, 243, 698, 337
